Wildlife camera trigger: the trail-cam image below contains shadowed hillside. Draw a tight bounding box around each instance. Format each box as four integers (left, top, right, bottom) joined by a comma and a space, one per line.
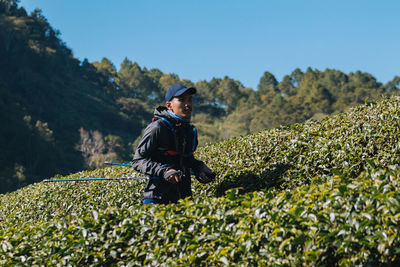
0, 1, 143, 192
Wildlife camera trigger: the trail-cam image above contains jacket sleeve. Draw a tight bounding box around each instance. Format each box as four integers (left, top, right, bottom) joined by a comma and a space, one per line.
186, 154, 204, 174
132, 122, 172, 178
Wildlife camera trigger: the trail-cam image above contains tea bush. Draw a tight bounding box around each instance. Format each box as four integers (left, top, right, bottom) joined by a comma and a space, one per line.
0, 167, 146, 228
1, 96, 400, 266
1, 167, 400, 266
195, 96, 400, 195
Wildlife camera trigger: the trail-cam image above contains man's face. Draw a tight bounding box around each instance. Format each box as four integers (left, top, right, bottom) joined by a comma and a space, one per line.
166, 91, 193, 118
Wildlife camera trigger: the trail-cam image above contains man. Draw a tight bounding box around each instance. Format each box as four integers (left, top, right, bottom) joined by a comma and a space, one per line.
132, 83, 215, 204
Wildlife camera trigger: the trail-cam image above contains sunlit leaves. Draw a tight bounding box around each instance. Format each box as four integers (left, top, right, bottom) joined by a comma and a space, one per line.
1, 96, 400, 265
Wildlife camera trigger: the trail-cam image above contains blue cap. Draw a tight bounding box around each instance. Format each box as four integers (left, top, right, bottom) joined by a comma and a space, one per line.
165, 84, 196, 102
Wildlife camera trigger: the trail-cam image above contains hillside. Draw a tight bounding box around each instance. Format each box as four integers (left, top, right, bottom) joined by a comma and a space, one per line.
1, 96, 400, 265
2, 1, 400, 194
0, 3, 144, 193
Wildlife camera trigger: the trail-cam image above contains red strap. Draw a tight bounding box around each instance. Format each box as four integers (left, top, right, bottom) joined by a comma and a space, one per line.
164, 150, 179, 156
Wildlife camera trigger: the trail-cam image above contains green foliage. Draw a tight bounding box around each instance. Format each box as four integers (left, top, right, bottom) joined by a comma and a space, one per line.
0, 7, 141, 193
1, 96, 400, 265
2, 3, 400, 264
219, 67, 392, 142
1, 1, 399, 197
196, 96, 400, 195
258, 71, 278, 96
1, 170, 400, 265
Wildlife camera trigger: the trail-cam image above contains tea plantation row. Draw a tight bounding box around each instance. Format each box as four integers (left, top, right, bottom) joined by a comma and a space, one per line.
1, 96, 400, 265
1, 167, 400, 266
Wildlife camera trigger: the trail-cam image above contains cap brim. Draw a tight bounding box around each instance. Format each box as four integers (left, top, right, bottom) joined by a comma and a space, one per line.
174, 87, 197, 98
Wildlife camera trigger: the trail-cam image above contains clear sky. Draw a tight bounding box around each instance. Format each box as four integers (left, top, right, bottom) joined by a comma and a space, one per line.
19, 0, 400, 90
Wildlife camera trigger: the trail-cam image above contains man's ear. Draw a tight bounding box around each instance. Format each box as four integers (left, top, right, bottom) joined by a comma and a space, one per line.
165, 101, 172, 110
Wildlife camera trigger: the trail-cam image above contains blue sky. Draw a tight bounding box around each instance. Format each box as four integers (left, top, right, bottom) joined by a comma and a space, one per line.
20, 0, 399, 90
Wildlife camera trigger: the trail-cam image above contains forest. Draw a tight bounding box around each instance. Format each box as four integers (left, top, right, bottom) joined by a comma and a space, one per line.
1, 0, 399, 193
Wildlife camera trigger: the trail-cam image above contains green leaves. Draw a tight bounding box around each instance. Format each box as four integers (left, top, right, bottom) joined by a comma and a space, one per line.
1, 168, 400, 265
1, 96, 400, 265
195, 95, 400, 195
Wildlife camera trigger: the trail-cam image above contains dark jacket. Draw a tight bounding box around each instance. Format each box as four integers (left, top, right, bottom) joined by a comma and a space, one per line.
132, 106, 204, 203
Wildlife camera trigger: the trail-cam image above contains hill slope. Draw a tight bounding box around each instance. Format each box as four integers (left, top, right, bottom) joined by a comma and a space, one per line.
3, 1, 400, 196
1, 96, 400, 265
0, 4, 145, 193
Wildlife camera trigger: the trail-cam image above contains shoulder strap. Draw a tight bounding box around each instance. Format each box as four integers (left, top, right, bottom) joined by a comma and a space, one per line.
153, 117, 198, 156
191, 125, 197, 152
153, 117, 175, 133
153, 116, 178, 152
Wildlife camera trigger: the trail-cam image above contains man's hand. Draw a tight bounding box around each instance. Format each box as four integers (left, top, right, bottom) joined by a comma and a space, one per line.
164, 169, 182, 184
197, 164, 216, 184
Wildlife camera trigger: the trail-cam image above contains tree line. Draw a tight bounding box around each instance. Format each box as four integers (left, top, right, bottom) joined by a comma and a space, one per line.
1, 0, 399, 193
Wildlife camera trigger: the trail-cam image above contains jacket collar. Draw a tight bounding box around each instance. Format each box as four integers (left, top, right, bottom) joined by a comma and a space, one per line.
154, 106, 191, 126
